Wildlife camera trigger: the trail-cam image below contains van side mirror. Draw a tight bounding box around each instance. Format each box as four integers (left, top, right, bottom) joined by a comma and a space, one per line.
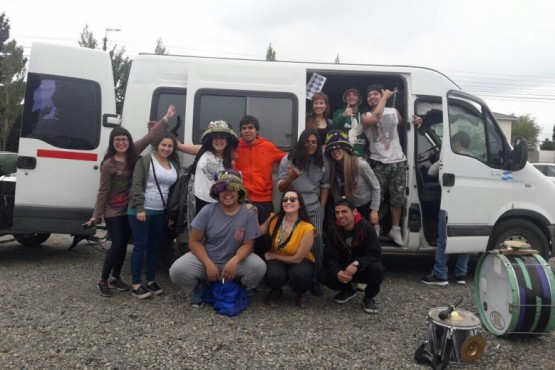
509, 138, 528, 171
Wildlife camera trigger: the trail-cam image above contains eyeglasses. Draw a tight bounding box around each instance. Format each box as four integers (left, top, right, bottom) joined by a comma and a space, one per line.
281, 197, 298, 203
305, 141, 318, 146
113, 137, 129, 143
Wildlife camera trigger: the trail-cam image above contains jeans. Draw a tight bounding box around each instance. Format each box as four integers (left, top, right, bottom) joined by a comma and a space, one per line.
100, 215, 132, 281
128, 213, 165, 285
264, 259, 314, 293
433, 210, 469, 279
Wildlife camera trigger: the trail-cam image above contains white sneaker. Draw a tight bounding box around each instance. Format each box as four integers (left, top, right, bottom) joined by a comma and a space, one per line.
388, 227, 404, 246
374, 224, 381, 237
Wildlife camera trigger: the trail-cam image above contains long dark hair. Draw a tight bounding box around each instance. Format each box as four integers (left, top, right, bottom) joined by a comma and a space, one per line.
189, 134, 235, 174
268, 190, 312, 247
104, 127, 138, 171
154, 133, 181, 168
288, 128, 324, 171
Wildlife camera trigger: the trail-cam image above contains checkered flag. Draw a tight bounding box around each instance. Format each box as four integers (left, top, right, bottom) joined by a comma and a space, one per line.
306, 73, 327, 100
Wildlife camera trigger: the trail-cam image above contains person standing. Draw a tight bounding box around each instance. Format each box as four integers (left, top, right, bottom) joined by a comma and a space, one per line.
169, 170, 266, 307
332, 88, 368, 158
88, 105, 176, 297
306, 92, 333, 145
318, 196, 384, 314
128, 134, 179, 299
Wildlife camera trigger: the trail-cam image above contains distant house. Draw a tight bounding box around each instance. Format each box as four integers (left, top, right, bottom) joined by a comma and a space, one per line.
493, 112, 517, 142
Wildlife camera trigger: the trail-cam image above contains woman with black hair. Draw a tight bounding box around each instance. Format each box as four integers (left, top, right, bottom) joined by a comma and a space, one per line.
277, 128, 330, 296
260, 190, 315, 308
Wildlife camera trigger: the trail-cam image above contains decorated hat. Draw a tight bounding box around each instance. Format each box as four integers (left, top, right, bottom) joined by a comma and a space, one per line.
201, 120, 239, 148
209, 169, 247, 203
342, 88, 361, 102
325, 129, 354, 157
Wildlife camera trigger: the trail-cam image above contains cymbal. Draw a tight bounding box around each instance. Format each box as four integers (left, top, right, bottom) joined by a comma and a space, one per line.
461, 335, 486, 363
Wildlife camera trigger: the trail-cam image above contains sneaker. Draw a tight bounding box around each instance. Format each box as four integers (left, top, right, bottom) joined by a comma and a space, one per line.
421, 274, 448, 286
333, 289, 357, 304
309, 282, 324, 297
355, 283, 367, 292
97, 280, 112, 297
147, 281, 164, 295
191, 282, 205, 307
374, 224, 381, 237
131, 285, 152, 299
264, 289, 283, 306
454, 276, 466, 285
388, 226, 404, 246
362, 297, 378, 314
297, 292, 311, 309
245, 288, 255, 297
108, 277, 130, 292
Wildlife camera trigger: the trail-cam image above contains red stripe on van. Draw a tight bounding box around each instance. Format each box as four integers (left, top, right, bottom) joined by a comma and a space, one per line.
37, 149, 97, 161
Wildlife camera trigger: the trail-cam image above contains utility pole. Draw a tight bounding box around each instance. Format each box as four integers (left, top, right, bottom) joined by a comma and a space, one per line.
103, 28, 121, 51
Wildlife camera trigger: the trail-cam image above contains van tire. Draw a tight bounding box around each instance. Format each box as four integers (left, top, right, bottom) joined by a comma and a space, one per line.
14, 233, 50, 247
488, 219, 549, 259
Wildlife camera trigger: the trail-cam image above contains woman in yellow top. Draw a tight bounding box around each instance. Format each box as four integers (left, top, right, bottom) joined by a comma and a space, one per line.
259, 190, 315, 309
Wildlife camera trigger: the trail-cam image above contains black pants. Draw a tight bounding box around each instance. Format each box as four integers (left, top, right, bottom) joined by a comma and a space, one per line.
252, 201, 274, 258
264, 259, 315, 293
318, 261, 384, 299
100, 215, 131, 281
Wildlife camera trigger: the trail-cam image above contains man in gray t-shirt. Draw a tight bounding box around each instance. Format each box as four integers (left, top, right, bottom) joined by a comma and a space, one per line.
169, 170, 267, 306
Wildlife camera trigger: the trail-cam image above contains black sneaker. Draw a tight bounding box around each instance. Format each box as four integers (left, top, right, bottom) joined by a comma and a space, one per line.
147, 281, 164, 295
132, 285, 153, 299
421, 273, 448, 286
333, 289, 357, 304
191, 282, 205, 307
454, 276, 466, 285
362, 297, 378, 314
309, 282, 324, 297
108, 277, 130, 292
264, 288, 283, 306
97, 280, 112, 297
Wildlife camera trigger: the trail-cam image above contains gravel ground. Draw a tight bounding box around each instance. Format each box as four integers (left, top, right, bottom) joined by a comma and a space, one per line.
1, 234, 554, 369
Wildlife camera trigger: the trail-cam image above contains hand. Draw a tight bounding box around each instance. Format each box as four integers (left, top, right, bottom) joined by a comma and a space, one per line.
343, 106, 353, 117
86, 218, 97, 228
412, 115, 423, 127
136, 212, 146, 222
165, 104, 177, 120
245, 203, 257, 212
382, 89, 397, 100
222, 258, 238, 281
287, 165, 302, 180
369, 210, 379, 225
205, 261, 221, 281
337, 270, 353, 284
264, 251, 274, 261
345, 263, 358, 276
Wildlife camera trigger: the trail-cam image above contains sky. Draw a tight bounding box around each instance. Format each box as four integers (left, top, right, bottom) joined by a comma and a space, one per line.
3, 0, 555, 140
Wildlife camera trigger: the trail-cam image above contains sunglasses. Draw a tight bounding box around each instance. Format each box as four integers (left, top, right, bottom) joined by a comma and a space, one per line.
281, 197, 298, 203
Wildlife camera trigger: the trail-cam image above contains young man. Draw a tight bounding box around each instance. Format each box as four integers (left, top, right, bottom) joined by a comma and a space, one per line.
361, 85, 406, 246
318, 196, 384, 314
235, 115, 286, 216
169, 170, 267, 307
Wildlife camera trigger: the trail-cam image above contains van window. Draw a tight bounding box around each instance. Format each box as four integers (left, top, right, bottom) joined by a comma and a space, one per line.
151, 88, 186, 141
193, 89, 297, 148
21, 73, 101, 150
447, 92, 506, 168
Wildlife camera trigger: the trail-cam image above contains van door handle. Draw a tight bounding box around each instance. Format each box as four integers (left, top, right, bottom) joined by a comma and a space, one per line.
442, 173, 455, 186
17, 156, 37, 169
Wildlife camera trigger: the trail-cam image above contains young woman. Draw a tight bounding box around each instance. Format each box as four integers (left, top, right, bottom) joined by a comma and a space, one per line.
89, 105, 176, 297
127, 133, 180, 299
260, 190, 315, 308
325, 130, 380, 225
186, 120, 238, 228
277, 128, 329, 296
306, 92, 332, 145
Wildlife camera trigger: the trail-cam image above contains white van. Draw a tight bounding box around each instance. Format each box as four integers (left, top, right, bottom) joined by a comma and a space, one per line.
4, 42, 554, 262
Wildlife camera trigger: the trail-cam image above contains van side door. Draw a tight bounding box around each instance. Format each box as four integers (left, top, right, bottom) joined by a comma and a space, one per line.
14, 43, 116, 234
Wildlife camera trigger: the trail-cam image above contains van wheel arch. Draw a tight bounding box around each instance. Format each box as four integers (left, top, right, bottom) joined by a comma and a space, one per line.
487, 219, 550, 259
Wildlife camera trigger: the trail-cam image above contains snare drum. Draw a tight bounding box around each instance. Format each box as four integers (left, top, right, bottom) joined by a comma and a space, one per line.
475, 252, 555, 335
425, 307, 483, 365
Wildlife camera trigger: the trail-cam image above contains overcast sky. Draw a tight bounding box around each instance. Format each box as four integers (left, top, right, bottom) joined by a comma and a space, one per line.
3, 0, 555, 140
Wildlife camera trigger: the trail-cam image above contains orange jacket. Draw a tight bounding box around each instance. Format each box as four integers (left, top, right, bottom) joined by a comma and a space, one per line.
235, 136, 286, 202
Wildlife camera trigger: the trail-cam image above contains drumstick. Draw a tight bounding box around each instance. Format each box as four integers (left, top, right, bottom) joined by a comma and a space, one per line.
439, 297, 464, 320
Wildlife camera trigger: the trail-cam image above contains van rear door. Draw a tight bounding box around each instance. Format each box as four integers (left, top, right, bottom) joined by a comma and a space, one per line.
14, 42, 116, 234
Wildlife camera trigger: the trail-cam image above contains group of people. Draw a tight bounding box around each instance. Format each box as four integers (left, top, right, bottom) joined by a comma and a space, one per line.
89, 83, 467, 315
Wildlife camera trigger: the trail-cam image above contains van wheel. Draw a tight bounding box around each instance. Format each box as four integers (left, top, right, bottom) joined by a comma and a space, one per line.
488, 219, 549, 259
159, 233, 189, 268
14, 233, 51, 247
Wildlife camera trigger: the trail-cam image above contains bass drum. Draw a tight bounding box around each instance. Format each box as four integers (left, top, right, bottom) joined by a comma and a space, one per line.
475, 252, 555, 335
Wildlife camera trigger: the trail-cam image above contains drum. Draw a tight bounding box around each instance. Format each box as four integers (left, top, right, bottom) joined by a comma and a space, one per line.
475, 252, 555, 335
424, 307, 484, 366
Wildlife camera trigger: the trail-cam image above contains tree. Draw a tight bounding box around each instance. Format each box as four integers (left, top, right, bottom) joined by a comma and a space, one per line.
266, 43, 276, 61
335, 54, 340, 64
512, 114, 541, 159
154, 38, 168, 55
78, 25, 130, 114
539, 138, 554, 150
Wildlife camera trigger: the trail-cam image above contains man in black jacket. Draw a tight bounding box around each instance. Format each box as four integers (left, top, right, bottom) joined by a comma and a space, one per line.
318, 196, 384, 314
